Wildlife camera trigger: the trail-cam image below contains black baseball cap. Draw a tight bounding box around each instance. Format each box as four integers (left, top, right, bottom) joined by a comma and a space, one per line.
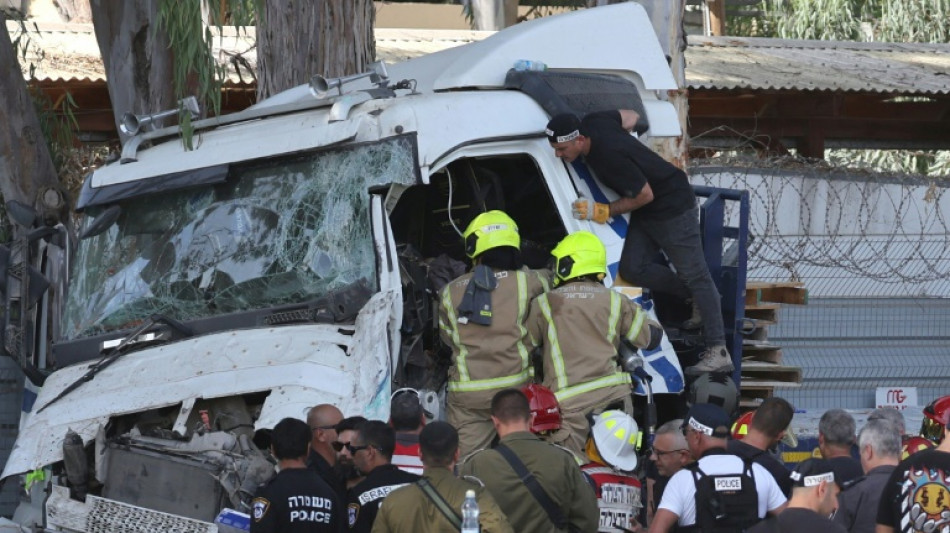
545, 113, 582, 144
789, 458, 843, 489
682, 403, 731, 438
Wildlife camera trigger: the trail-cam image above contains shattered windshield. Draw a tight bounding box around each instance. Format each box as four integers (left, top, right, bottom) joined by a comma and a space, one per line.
63, 136, 417, 340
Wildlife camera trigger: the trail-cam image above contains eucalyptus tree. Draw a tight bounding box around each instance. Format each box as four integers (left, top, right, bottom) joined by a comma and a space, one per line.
0, 14, 70, 229
736, 0, 950, 175
257, 0, 375, 100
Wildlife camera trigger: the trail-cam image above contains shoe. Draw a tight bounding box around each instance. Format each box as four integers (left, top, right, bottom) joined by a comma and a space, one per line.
685, 345, 734, 376
681, 300, 702, 330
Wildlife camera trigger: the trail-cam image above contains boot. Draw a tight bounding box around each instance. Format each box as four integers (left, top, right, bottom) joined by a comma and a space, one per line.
681, 299, 702, 330
685, 345, 734, 376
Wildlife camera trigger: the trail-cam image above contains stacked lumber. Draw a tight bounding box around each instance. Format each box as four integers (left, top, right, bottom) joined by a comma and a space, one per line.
739, 281, 807, 407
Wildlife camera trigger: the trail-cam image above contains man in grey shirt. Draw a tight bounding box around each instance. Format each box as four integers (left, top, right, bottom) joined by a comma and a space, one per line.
832, 418, 901, 533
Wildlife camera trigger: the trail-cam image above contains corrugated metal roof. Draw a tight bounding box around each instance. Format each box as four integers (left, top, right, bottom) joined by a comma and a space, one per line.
10, 22, 950, 96
7, 22, 490, 83
687, 35, 950, 95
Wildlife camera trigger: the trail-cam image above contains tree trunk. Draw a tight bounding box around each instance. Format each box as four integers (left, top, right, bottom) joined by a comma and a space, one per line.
639, 0, 689, 169
468, 0, 519, 31
0, 14, 68, 226
51, 0, 93, 23
89, 0, 176, 134
257, 0, 375, 101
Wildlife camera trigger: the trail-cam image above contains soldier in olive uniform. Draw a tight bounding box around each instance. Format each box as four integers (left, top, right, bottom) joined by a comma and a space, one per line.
372, 422, 512, 533
460, 389, 599, 532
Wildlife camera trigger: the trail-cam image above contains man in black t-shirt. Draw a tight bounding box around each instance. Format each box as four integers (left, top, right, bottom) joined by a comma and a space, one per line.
252, 417, 344, 533
877, 396, 950, 533
344, 421, 419, 532
306, 404, 346, 502
545, 111, 731, 375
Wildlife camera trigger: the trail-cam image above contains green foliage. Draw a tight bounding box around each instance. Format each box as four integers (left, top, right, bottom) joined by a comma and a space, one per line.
733, 0, 950, 43
727, 0, 950, 177
155, 0, 261, 150
30, 88, 78, 175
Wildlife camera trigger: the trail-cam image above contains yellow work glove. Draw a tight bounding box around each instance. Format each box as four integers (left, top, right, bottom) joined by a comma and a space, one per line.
572, 198, 610, 224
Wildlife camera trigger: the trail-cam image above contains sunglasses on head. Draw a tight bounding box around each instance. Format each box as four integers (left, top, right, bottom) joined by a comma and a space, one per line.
331, 441, 372, 454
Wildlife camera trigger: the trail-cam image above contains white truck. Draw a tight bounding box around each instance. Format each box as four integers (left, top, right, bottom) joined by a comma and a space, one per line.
1, 3, 691, 531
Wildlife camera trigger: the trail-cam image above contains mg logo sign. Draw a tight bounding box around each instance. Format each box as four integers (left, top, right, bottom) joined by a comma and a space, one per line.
876, 387, 918, 411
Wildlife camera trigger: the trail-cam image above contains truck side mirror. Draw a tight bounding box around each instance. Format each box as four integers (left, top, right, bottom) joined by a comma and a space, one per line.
5, 200, 37, 228
79, 205, 122, 240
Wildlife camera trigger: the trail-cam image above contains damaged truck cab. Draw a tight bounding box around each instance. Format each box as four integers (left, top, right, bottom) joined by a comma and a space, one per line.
2, 4, 688, 531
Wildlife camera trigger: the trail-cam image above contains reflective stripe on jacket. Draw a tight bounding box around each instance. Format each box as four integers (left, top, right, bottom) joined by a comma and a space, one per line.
525, 281, 657, 401
439, 268, 549, 394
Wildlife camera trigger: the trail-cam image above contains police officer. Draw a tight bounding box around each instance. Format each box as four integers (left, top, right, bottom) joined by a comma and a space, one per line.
372, 422, 513, 533
439, 210, 550, 456
648, 404, 787, 533
252, 417, 343, 533
525, 231, 662, 456
582, 410, 645, 533
726, 398, 796, 498
460, 388, 599, 532
345, 421, 419, 532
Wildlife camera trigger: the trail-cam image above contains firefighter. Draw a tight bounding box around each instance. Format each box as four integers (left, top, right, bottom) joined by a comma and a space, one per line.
439, 210, 550, 457
582, 410, 645, 533
525, 231, 662, 456
920, 395, 950, 445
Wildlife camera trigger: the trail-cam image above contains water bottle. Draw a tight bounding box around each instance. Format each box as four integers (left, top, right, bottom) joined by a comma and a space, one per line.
513, 59, 547, 72
461, 489, 479, 533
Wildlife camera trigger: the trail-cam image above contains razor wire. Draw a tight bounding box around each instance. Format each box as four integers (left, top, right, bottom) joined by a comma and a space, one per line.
688, 156, 950, 286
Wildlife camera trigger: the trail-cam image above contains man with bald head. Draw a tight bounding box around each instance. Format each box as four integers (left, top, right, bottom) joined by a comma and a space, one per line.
307, 404, 345, 501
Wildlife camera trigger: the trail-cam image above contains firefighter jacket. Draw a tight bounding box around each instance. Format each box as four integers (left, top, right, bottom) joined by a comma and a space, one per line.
460, 431, 600, 532
525, 281, 658, 404
371, 467, 513, 533
439, 267, 550, 405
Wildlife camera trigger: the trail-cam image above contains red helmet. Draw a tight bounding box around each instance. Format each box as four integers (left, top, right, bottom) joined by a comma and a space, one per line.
920, 396, 950, 443
731, 411, 755, 440
521, 384, 561, 433
903, 436, 935, 460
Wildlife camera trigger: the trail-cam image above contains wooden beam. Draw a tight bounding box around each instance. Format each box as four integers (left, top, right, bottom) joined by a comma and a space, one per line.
707, 0, 726, 36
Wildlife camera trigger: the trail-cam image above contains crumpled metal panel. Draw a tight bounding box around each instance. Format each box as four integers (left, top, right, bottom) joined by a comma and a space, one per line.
2, 291, 397, 478
687, 35, 950, 95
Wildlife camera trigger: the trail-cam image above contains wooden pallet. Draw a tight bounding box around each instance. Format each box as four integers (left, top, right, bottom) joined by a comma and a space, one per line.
741, 342, 783, 364
740, 361, 803, 384
739, 280, 807, 399
745, 281, 809, 306
744, 302, 781, 323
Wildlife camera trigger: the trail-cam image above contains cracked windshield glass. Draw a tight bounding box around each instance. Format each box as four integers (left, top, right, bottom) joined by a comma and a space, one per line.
63, 136, 417, 340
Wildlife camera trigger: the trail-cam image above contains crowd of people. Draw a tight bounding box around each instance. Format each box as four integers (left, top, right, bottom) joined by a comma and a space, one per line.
249, 108, 950, 532
251, 388, 950, 533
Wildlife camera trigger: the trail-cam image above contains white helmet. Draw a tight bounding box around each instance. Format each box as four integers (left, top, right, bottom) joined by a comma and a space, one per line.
592, 410, 640, 471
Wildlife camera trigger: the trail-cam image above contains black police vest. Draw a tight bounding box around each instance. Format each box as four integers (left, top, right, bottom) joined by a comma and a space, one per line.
682, 456, 760, 533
